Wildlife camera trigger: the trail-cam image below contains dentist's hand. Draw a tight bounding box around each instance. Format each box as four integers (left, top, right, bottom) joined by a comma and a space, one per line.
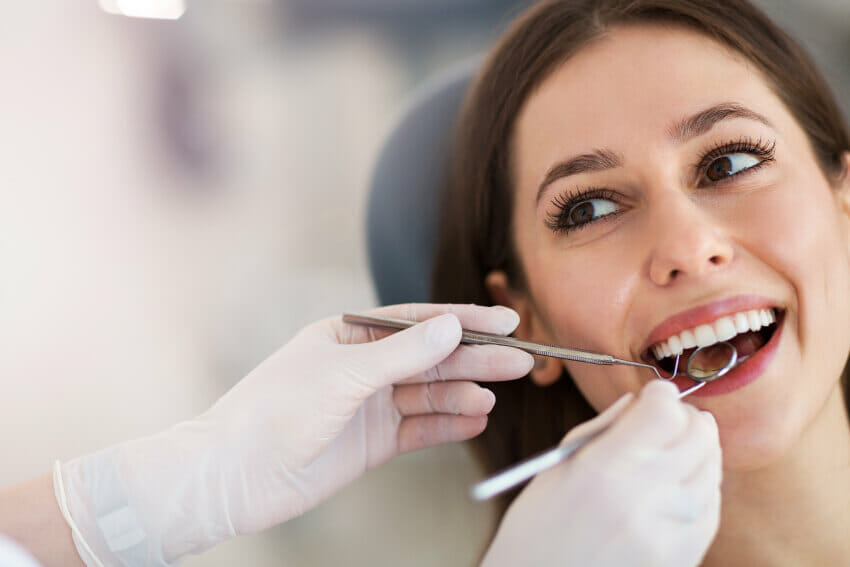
482, 380, 722, 567
57, 304, 533, 567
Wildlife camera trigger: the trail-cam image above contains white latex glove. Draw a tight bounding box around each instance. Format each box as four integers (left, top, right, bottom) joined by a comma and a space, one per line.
55, 303, 534, 567
482, 380, 722, 567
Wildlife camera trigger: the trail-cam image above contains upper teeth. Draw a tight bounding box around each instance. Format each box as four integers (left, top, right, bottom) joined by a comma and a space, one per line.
651, 308, 776, 360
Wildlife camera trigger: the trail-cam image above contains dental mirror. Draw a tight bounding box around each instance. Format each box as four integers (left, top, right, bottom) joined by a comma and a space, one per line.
681, 341, 738, 382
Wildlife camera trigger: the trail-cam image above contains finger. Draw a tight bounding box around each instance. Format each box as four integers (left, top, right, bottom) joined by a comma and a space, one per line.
333, 303, 521, 344
690, 460, 722, 530
397, 415, 488, 453
340, 313, 463, 391
661, 453, 722, 523
682, 415, 723, 488
393, 381, 496, 417
658, 408, 721, 482
666, 489, 721, 567
369, 303, 520, 334
561, 391, 635, 445
597, 380, 689, 456
659, 486, 709, 524
681, 446, 722, 500
398, 344, 534, 384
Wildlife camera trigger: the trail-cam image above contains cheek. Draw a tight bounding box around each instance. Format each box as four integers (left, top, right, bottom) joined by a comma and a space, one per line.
736, 180, 850, 354
522, 244, 645, 410
524, 246, 638, 350
716, 177, 850, 469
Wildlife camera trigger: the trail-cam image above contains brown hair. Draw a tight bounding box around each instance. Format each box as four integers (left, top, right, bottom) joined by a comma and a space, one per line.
431, 0, 850, 506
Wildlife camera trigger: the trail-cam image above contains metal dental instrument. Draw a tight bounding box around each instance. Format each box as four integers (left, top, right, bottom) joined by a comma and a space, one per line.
343, 313, 666, 379
471, 343, 738, 501
340, 312, 738, 500
685, 340, 737, 381
342, 313, 737, 383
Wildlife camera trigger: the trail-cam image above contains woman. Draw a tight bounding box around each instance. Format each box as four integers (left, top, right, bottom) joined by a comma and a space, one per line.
433, 0, 850, 563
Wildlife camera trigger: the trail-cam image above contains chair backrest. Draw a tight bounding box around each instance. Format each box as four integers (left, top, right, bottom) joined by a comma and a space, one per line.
366, 61, 477, 305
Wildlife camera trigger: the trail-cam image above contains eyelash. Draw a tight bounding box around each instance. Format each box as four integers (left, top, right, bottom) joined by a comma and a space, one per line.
695, 136, 776, 182
545, 136, 777, 234
545, 188, 621, 233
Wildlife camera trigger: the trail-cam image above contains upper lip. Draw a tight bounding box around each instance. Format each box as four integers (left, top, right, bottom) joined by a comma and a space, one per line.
638, 294, 781, 357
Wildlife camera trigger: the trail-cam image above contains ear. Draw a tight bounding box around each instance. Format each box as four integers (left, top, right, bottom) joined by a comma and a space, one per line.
485, 270, 562, 386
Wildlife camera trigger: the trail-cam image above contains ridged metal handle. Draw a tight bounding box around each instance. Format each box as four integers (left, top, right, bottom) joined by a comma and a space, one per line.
342, 313, 617, 365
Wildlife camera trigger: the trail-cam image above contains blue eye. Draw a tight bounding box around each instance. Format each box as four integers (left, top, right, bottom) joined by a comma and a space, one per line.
567, 198, 619, 226
705, 152, 763, 182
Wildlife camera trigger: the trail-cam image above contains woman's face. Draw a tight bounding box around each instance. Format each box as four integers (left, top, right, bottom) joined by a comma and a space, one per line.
490, 24, 850, 470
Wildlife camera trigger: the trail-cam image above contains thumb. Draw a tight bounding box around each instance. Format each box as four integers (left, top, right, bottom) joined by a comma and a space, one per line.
343, 313, 463, 390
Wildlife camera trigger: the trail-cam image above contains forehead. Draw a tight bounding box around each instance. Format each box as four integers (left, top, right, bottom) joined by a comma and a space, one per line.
514, 24, 778, 160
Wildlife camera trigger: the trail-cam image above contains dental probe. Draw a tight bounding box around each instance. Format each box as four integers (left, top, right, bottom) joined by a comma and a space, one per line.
470, 356, 705, 501
470, 342, 738, 500
342, 313, 666, 378
341, 313, 736, 500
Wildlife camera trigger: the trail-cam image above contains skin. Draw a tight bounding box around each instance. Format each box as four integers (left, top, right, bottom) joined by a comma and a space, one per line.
0, 475, 84, 567
487, 24, 850, 564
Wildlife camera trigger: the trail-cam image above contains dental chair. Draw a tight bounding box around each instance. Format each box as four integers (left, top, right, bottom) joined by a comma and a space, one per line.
366, 61, 477, 305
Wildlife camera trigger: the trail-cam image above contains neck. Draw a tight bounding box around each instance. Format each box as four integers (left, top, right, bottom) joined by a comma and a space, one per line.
703, 385, 850, 566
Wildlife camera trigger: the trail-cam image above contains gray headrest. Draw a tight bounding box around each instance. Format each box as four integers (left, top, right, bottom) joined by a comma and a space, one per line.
366, 61, 477, 305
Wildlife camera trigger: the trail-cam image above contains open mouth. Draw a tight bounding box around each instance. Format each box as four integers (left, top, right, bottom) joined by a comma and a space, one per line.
641, 307, 784, 377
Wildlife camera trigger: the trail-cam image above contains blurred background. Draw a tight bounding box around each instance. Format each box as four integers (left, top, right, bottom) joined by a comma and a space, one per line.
0, 1, 847, 565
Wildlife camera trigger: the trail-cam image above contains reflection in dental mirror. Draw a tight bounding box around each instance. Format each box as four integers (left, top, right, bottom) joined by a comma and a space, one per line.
684, 341, 738, 382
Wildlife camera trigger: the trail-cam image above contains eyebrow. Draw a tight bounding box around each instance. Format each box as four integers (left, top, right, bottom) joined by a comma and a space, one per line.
667, 102, 773, 142
535, 102, 774, 203
536, 149, 622, 204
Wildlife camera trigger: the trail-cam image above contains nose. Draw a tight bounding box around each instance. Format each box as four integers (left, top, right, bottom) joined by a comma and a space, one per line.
646, 193, 734, 286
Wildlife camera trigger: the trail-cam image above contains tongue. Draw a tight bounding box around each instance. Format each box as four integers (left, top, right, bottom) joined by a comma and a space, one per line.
671, 330, 768, 374
729, 330, 768, 357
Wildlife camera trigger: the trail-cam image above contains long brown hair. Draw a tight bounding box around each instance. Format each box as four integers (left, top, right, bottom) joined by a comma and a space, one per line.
431, 0, 850, 506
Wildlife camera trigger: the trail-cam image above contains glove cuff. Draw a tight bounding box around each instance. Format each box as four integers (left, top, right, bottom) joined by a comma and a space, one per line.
55, 420, 237, 566
55, 447, 171, 567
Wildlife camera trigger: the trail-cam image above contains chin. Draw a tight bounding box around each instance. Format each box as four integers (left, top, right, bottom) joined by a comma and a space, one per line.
719, 435, 792, 471
714, 398, 814, 472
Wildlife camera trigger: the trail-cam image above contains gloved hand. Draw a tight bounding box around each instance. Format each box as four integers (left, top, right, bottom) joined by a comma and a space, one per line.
481, 380, 722, 567
55, 303, 534, 567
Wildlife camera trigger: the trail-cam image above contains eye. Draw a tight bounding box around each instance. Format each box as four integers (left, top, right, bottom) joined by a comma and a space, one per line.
705, 153, 761, 182
567, 198, 619, 226
546, 188, 624, 234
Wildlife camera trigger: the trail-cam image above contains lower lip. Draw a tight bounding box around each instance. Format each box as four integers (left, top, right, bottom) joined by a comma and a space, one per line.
668, 314, 784, 397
